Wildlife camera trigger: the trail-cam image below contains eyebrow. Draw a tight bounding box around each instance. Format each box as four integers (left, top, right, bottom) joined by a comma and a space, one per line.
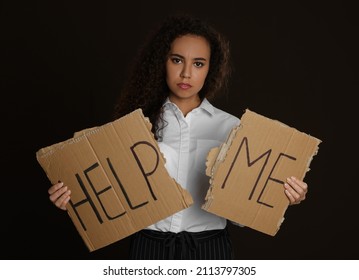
169, 53, 207, 61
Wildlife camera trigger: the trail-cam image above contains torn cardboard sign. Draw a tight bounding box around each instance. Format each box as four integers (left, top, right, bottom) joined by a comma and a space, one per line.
36, 109, 193, 252
203, 109, 321, 236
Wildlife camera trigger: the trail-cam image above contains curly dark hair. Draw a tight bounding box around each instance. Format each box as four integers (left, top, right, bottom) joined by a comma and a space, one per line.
113, 14, 231, 139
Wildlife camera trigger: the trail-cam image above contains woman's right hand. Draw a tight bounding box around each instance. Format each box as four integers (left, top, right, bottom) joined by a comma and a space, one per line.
48, 181, 71, 210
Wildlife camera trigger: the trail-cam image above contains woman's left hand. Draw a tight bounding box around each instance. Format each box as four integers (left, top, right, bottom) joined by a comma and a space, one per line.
284, 176, 308, 205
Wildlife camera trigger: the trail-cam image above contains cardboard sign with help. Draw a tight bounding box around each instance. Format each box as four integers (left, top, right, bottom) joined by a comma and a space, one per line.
203, 109, 321, 236
36, 109, 193, 252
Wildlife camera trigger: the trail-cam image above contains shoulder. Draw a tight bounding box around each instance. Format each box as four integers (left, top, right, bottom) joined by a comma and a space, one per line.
209, 102, 240, 126
199, 99, 240, 141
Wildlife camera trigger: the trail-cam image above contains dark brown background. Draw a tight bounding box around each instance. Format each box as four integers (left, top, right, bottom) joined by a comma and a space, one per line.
1, 0, 358, 259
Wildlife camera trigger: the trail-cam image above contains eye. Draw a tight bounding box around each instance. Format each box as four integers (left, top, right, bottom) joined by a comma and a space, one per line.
194, 61, 205, 68
171, 57, 182, 64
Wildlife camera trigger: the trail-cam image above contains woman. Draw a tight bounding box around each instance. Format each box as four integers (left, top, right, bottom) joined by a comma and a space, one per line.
48, 14, 307, 259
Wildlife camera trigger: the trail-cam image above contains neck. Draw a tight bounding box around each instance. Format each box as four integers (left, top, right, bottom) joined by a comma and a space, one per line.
169, 95, 201, 116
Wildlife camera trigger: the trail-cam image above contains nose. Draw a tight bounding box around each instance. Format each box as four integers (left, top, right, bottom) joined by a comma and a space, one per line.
180, 63, 191, 79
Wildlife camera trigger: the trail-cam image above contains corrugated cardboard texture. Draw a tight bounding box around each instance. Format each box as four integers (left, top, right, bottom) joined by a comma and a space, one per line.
37, 109, 193, 251
203, 109, 321, 236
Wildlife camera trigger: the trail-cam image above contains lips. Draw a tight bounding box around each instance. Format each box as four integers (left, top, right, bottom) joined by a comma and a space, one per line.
177, 83, 192, 89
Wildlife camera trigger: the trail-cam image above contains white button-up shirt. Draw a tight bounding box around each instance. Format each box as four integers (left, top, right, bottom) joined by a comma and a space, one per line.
146, 98, 240, 233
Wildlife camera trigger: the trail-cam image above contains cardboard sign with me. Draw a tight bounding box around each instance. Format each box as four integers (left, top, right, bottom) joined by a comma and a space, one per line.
203, 109, 322, 236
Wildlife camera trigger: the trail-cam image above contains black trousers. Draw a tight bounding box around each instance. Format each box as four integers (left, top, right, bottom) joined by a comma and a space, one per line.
129, 228, 233, 260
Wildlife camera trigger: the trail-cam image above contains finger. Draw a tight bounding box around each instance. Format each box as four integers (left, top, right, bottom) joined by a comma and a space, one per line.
286, 177, 308, 195
54, 190, 71, 210
284, 184, 301, 203
48, 181, 64, 195
59, 194, 71, 210
284, 189, 296, 204
49, 185, 68, 203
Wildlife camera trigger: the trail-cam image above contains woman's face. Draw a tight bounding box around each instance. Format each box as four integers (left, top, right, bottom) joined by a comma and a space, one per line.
166, 34, 210, 104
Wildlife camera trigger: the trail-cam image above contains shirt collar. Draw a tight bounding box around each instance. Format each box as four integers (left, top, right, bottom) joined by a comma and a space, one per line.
200, 98, 215, 115
163, 97, 215, 116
